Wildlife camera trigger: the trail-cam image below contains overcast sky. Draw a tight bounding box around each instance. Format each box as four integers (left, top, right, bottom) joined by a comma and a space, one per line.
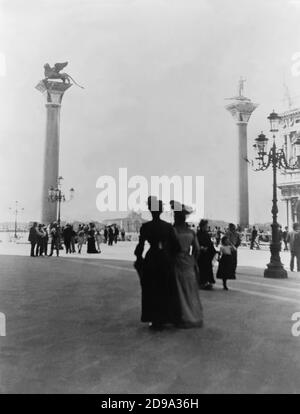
1, 0, 300, 224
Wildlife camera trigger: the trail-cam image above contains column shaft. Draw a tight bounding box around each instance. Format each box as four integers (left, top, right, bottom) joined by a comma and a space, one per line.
237, 122, 249, 228
41, 103, 61, 224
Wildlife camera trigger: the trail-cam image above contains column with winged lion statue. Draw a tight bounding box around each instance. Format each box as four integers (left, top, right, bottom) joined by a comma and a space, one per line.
35, 62, 83, 224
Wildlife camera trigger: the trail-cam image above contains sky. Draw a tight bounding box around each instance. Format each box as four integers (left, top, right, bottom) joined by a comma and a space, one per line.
1, 0, 300, 224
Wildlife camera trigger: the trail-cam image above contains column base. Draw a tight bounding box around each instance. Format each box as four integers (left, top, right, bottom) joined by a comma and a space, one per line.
264, 264, 288, 279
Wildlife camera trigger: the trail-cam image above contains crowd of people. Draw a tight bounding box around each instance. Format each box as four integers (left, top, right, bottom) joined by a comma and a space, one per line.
133, 197, 300, 331
28, 201, 298, 331
134, 196, 240, 331
28, 222, 124, 257
206, 224, 290, 252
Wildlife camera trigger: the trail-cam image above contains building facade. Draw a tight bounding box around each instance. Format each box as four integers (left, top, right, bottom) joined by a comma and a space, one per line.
278, 107, 300, 228
102, 211, 146, 233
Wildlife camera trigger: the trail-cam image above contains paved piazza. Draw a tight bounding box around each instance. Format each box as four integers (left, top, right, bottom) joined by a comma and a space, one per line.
1, 240, 300, 393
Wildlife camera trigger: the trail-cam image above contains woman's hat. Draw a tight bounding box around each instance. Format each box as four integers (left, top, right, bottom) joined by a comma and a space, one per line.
147, 196, 163, 212
170, 200, 193, 215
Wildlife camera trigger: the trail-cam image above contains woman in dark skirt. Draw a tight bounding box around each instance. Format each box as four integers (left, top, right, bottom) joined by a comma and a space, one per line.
87, 223, 99, 253
217, 236, 236, 290
225, 223, 241, 277
196, 219, 216, 290
134, 196, 181, 329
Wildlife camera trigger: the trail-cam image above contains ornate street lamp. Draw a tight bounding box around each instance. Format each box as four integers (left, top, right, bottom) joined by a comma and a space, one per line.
48, 176, 74, 225
252, 110, 299, 278
268, 110, 280, 133
9, 201, 24, 239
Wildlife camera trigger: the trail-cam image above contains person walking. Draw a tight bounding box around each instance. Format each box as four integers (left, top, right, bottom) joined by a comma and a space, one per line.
215, 227, 222, 247
87, 223, 98, 253
294, 228, 300, 272
196, 219, 216, 290
225, 223, 241, 278
36, 224, 45, 256
114, 226, 119, 244
95, 229, 102, 253
43, 225, 49, 256
250, 226, 259, 250
108, 226, 114, 246
121, 229, 125, 241
171, 201, 203, 328
77, 225, 85, 254
70, 225, 77, 253
49, 223, 61, 257
104, 226, 108, 243
134, 196, 181, 330
28, 222, 38, 257
282, 226, 289, 251
278, 226, 283, 250
217, 235, 236, 290
288, 223, 300, 271
63, 224, 73, 254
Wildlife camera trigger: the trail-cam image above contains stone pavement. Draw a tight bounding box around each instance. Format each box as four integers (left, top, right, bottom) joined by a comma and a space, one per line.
0, 243, 300, 393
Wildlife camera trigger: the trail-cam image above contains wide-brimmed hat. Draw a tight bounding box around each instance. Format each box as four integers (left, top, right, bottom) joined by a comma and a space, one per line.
170, 200, 193, 215
147, 196, 163, 213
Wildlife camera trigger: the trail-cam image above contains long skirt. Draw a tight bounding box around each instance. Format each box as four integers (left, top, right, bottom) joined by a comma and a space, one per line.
216, 254, 236, 280
174, 254, 203, 328
197, 251, 215, 286
139, 248, 180, 324
87, 238, 98, 253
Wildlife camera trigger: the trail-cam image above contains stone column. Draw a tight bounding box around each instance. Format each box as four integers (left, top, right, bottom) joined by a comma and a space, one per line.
225, 89, 258, 229
286, 199, 290, 229
237, 121, 249, 229
35, 80, 72, 224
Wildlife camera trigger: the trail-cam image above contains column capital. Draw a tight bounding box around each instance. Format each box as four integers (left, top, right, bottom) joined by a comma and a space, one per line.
225, 98, 259, 124
35, 79, 72, 105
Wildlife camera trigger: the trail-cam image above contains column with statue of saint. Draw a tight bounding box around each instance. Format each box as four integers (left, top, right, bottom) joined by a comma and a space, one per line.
225, 78, 258, 229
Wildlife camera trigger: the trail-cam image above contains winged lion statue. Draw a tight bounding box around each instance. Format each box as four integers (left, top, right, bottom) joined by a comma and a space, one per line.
43, 62, 84, 89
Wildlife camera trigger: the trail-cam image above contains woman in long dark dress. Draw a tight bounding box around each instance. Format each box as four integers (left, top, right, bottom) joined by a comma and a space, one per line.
196, 219, 216, 290
217, 236, 236, 290
87, 223, 99, 253
225, 223, 241, 278
134, 196, 181, 329
171, 201, 203, 328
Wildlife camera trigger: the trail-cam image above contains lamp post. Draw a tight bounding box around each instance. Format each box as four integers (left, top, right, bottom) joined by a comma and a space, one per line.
48, 176, 74, 226
9, 201, 24, 239
252, 111, 300, 278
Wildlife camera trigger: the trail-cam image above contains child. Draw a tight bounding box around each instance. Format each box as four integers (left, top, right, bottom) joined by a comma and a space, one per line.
217, 236, 236, 290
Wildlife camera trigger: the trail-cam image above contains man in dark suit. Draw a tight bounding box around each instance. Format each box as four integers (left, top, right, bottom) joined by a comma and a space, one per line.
114, 226, 119, 244
108, 226, 114, 246
28, 222, 38, 257
62, 224, 73, 254
282, 226, 289, 251
49, 222, 61, 257
291, 223, 300, 272
250, 226, 258, 250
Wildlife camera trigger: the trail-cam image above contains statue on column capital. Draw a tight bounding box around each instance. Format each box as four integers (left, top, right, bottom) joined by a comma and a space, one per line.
35, 61, 83, 104
238, 77, 246, 97
43, 62, 84, 89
